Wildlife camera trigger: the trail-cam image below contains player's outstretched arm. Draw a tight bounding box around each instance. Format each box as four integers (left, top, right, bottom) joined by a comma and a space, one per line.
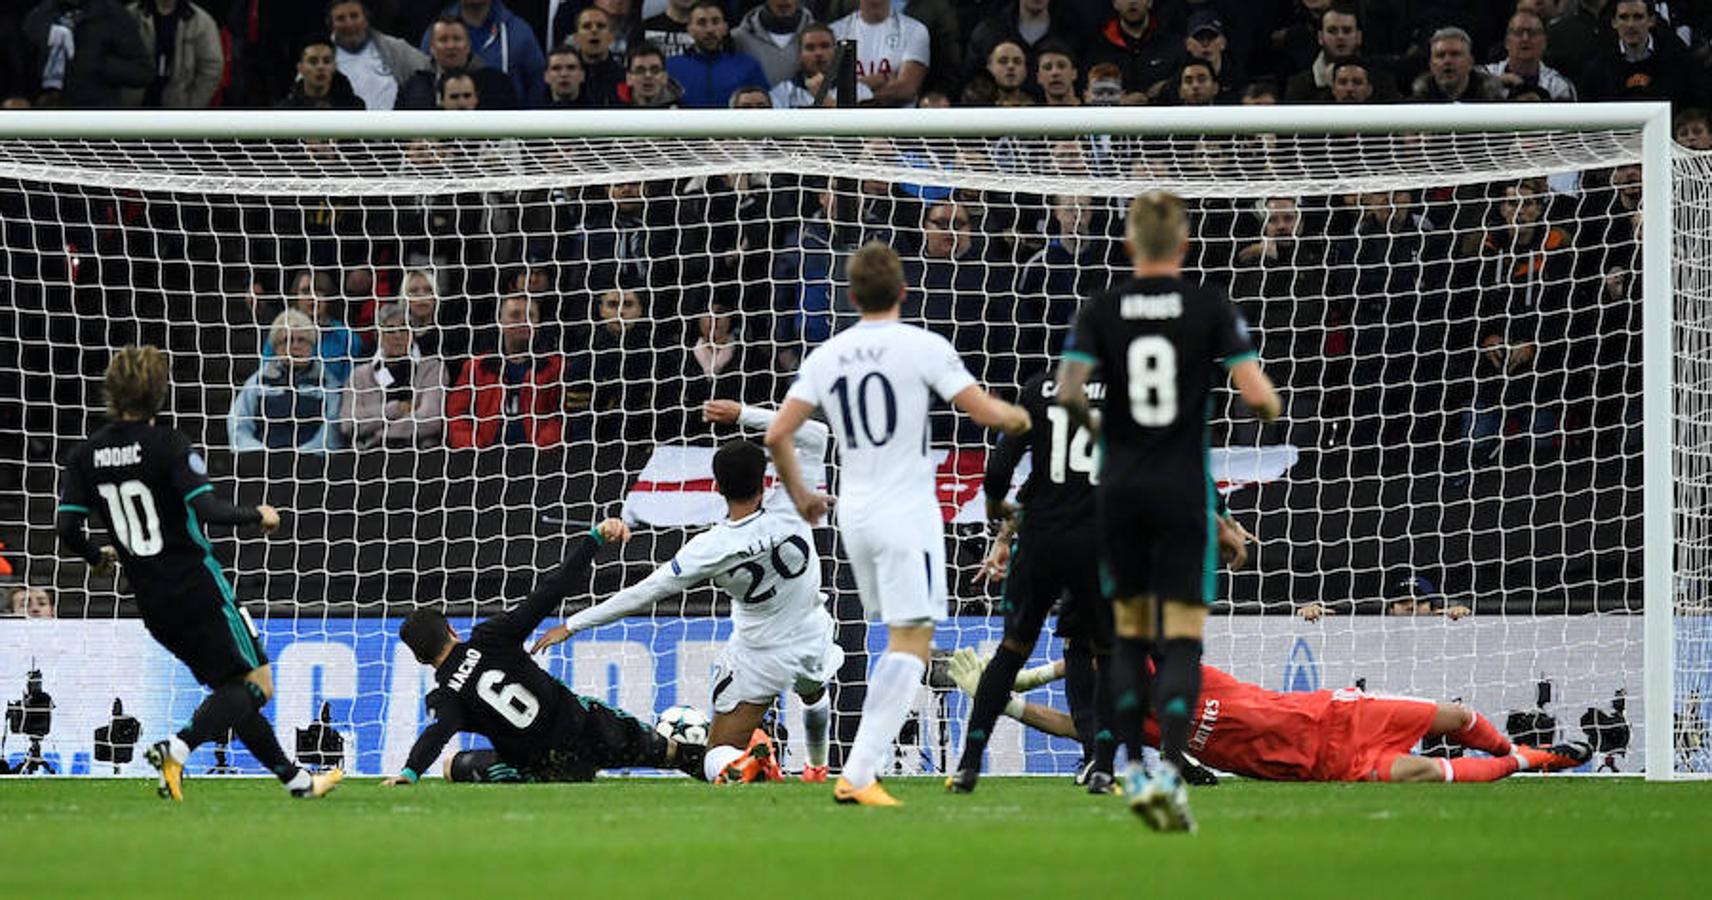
532, 550, 705, 654
386, 695, 466, 786
951, 385, 1030, 435
947, 649, 1077, 740
1228, 359, 1282, 422
1053, 357, 1099, 436
187, 491, 279, 533
708, 399, 832, 463
478, 519, 629, 645
764, 398, 833, 524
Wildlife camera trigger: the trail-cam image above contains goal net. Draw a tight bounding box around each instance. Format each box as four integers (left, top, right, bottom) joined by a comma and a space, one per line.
0, 108, 1704, 779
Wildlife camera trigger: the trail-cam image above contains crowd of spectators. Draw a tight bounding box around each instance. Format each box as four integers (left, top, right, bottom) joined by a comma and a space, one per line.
2, 1, 1710, 114
2, 1, 1708, 612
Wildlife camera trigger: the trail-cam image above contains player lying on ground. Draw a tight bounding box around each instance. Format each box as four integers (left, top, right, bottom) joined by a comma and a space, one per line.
385, 519, 707, 785
955, 397, 1258, 798
1057, 190, 1281, 831
767, 242, 1031, 806
944, 648, 1591, 782
532, 400, 842, 785
56, 344, 339, 801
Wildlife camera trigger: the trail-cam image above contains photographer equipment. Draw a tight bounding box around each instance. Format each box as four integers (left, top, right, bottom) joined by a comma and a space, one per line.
1505, 678, 1556, 750
208, 728, 240, 775
296, 701, 344, 771
3, 666, 56, 774
1581, 689, 1631, 773
92, 698, 142, 774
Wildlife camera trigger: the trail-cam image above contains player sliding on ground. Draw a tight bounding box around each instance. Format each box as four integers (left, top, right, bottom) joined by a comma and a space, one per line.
1057, 191, 1282, 832
767, 241, 1032, 806
531, 399, 842, 785
55, 345, 340, 801
386, 519, 707, 786
943, 648, 1592, 782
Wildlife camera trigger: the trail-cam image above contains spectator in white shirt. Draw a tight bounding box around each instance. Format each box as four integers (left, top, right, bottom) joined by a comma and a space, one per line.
1481, 9, 1578, 101
327, 0, 429, 111
830, 0, 929, 106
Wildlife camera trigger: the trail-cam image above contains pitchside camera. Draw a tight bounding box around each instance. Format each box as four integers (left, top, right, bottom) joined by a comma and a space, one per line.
5, 668, 53, 738
296, 701, 344, 771
1505, 678, 1556, 748
1581, 689, 1631, 772
4, 667, 56, 774
93, 698, 142, 773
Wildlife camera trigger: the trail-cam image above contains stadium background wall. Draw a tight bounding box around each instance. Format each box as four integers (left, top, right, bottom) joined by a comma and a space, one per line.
0, 616, 1654, 778
10, 444, 1641, 617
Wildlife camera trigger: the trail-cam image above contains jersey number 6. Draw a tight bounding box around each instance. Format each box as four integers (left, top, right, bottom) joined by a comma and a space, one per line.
476, 670, 541, 728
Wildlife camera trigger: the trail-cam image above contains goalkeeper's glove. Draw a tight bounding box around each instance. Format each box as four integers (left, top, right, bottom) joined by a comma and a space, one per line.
948, 647, 985, 696
948, 648, 1029, 721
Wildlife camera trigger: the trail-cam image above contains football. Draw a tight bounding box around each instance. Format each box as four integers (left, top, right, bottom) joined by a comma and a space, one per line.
655, 704, 710, 745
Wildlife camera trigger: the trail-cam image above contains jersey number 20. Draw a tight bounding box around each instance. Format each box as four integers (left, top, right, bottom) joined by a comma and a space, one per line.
1126, 336, 1178, 427
97, 480, 163, 556
725, 534, 812, 604
476, 670, 541, 728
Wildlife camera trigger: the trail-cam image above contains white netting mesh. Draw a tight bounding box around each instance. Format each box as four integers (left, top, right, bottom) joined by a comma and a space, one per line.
0, 125, 1703, 777
1674, 148, 1712, 775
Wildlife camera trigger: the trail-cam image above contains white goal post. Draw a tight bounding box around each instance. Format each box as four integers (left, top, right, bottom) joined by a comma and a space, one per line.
0, 103, 1703, 781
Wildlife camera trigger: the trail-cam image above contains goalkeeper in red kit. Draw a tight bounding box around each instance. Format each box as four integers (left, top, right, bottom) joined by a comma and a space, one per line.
945, 649, 1590, 783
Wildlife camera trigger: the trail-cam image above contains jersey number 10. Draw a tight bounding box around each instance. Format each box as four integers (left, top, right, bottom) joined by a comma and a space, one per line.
828, 373, 897, 448
97, 480, 163, 556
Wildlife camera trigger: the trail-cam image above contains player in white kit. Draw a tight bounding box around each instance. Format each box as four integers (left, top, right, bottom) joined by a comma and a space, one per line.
532, 400, 841, 784
766, 242, 1031, 806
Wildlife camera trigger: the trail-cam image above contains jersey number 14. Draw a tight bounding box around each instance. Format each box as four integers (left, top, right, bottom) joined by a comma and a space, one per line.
1043, 407, 1099, 485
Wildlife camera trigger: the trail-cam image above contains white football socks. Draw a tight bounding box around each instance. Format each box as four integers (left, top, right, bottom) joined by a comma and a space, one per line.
802, 692, 832, 768
704, 744, 744, 782
284, 769, 313, 793
842, 652, 926, 789
167, 735, 191, 764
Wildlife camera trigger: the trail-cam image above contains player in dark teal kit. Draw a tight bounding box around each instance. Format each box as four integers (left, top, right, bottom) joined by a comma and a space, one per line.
56, 344, 339, 801
1056, 193, 1280, 832
385, 519, 708, 786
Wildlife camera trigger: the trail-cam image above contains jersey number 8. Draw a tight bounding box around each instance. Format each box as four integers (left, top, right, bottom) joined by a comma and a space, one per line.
97, 480, 164, 556
476, 670, 541, 728
1126, 336, 1178, 427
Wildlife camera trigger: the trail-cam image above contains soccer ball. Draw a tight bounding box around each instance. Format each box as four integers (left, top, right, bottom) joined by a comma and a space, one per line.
655, 704, 710, 745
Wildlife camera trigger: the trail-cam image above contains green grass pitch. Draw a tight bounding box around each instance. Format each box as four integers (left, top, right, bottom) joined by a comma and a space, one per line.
4, 777, 1710, 898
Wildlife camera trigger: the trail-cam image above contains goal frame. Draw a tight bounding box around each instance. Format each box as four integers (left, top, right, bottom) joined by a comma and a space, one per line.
0, 102, 1680, 779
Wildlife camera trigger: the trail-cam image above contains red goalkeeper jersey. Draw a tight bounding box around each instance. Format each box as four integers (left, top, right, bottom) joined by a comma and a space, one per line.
1142, 665, 1439, 782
